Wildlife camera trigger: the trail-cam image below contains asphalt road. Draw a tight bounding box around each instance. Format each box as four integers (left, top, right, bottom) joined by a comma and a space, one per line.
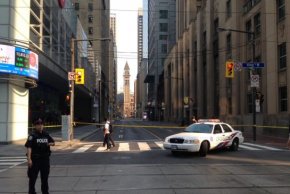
1, 119, 290, 194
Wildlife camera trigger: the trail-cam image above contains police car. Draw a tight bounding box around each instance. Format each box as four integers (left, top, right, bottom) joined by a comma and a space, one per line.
163, 119, 244, 157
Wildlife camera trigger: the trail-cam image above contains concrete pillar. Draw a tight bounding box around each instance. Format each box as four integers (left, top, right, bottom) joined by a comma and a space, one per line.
0, 79, 28, 143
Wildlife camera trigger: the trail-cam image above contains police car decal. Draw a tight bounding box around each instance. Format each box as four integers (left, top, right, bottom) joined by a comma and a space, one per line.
214, 132, 238, 149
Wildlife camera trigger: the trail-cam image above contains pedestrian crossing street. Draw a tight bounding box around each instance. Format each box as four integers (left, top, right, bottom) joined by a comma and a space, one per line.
59, 141, 288, 154
0, 156, 27, 173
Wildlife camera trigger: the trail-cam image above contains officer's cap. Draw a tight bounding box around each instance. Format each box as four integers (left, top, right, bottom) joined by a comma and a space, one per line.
34, 118, 43, 125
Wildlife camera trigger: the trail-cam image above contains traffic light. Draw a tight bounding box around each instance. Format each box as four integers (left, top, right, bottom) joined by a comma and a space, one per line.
225, 61, 234, 78
75, 68, 84, 84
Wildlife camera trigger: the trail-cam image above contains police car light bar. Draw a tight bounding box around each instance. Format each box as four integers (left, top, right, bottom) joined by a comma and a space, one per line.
198, 119, 221, 123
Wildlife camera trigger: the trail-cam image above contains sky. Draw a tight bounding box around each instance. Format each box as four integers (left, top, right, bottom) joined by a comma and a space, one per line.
111, 0, 143, 93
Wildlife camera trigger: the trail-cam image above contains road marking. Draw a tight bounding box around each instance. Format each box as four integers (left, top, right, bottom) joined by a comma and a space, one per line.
0, 159, 27, 162
243, 142, 282, 151
118, 143, 129, 151
96, 146, 107, 152
239, 144, 262, 150
138, 142, 151, 151
0, 156, 27, 173
72, 144, 94, 153
155, 142, 165, 150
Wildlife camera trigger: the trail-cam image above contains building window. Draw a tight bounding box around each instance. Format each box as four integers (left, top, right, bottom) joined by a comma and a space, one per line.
88, 27, 93, 34
161, 44, 167, 53
245, 20, 252, 41
159, 35, 168, 40
159, 23, 168, 32
88, 15, 93, 23
226, 0, 231, 18
278, 42, 287, 69
88, 3, 93, 11
159, 10, 168, 19
279, 86, 287, 112
74, 3, 79, 11
277, 0, 285, 21
254, 13, 261, 37
226, 33, 232, 58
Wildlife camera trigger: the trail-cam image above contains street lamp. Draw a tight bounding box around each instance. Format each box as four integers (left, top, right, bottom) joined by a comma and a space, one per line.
70, 37, 110, 141
218, 27, 257, 141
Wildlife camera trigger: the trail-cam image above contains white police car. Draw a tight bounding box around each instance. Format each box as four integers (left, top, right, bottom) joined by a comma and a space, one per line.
163, 119, 244, 157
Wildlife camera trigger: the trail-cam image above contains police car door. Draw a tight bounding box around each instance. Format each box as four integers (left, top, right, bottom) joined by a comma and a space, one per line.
212, 124, 226, 149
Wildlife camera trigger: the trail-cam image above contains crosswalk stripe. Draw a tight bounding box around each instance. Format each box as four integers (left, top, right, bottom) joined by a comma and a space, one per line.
0, 159, 27, 162
0, 162, 23, 166
68, 141, 287, 153
155, 142, 165, 150
239, 144, 262, 150
138, 142, 151, 151
96, 146, 107, 152
243, 142, 282, 151
118, 143, 130, 151
73, 144, 94, 153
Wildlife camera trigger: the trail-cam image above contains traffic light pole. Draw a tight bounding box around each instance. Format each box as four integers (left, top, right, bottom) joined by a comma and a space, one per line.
70, 38, 75, 141
252, 33, 256, 142
218, 27, 256, 141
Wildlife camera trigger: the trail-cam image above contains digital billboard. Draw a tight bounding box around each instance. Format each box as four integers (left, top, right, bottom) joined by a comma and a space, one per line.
0, 44, 39, 79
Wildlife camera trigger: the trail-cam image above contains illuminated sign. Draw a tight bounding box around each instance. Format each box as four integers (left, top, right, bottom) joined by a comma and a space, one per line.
0, 44, 38, 79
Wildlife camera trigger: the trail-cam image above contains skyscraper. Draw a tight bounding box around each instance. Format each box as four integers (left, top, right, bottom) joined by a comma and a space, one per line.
146, 0, 176, 120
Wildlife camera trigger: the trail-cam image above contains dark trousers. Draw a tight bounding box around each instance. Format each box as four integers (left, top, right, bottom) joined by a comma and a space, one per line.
103, 134, 111, 149
103, 134, 115, 147
27, 157, 50, 194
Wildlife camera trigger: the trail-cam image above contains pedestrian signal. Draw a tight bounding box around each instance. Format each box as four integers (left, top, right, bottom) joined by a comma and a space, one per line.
75, 68, 84, 84
225, 61, 234, 78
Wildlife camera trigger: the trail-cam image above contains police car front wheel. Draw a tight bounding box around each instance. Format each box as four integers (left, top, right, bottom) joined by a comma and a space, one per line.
199, 141, 209, 157
230, 138, 239, 151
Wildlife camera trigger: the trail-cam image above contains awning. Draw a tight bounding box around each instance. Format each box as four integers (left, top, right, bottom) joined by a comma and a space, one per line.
144, 75, 155, 83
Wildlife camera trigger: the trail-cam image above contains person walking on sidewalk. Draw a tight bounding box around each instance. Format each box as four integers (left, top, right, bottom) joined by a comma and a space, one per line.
25, 118, 55, 194
103, 118, 111, 150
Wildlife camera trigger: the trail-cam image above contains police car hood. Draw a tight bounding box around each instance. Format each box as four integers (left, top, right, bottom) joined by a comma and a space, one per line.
167, 132, 208, 139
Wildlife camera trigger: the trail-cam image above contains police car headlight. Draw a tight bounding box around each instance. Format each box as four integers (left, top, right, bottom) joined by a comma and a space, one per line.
184, 139, 200, 144
164, 137, 169, 143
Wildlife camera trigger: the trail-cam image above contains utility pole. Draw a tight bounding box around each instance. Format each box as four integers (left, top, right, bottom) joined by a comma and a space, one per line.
70, 38, 75, 140
218, 27, 257, 141
252, 33, 256, 141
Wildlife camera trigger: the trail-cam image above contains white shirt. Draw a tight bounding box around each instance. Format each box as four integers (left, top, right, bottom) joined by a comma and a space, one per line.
104, 121, 110, 134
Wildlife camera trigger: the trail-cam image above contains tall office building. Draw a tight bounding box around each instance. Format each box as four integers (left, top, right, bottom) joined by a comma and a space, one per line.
146, 0, 176, 120
136, 1, 149, 119
72, 0, 110, 121
0, 0, 96, 142
109, 15, 117, 119
110, 15, 116, 43
164, 0, 290, 136
138, 9, 143, 71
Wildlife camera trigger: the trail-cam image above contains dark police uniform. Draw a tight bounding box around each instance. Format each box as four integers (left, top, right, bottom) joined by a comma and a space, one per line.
25, 131, 54, 194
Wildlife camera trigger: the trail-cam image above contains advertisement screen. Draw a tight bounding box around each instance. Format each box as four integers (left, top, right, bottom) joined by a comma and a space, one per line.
0, 44, 39, 79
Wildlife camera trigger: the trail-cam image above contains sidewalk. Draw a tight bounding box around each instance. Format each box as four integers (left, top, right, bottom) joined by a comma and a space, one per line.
0, 125, 99, 156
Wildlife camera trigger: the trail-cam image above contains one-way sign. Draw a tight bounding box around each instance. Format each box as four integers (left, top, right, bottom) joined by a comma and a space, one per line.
242, 62, 265, 68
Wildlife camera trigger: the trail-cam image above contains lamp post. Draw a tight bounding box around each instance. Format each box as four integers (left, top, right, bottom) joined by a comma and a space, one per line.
218, 27, 257, 141
70, 37, 110, 141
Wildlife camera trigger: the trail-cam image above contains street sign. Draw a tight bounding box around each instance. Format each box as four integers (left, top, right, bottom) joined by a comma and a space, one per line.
242, 62, 265, 68
251, 75, 259, 88
68, 72, 75, 80
234, 62, 242, 72
255, 99, 260, 112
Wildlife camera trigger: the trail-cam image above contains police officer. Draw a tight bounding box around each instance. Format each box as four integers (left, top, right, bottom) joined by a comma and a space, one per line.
25, 119, 55, 194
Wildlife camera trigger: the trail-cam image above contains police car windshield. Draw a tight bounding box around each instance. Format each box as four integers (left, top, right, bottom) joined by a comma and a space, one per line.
184, 124, 213, 133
